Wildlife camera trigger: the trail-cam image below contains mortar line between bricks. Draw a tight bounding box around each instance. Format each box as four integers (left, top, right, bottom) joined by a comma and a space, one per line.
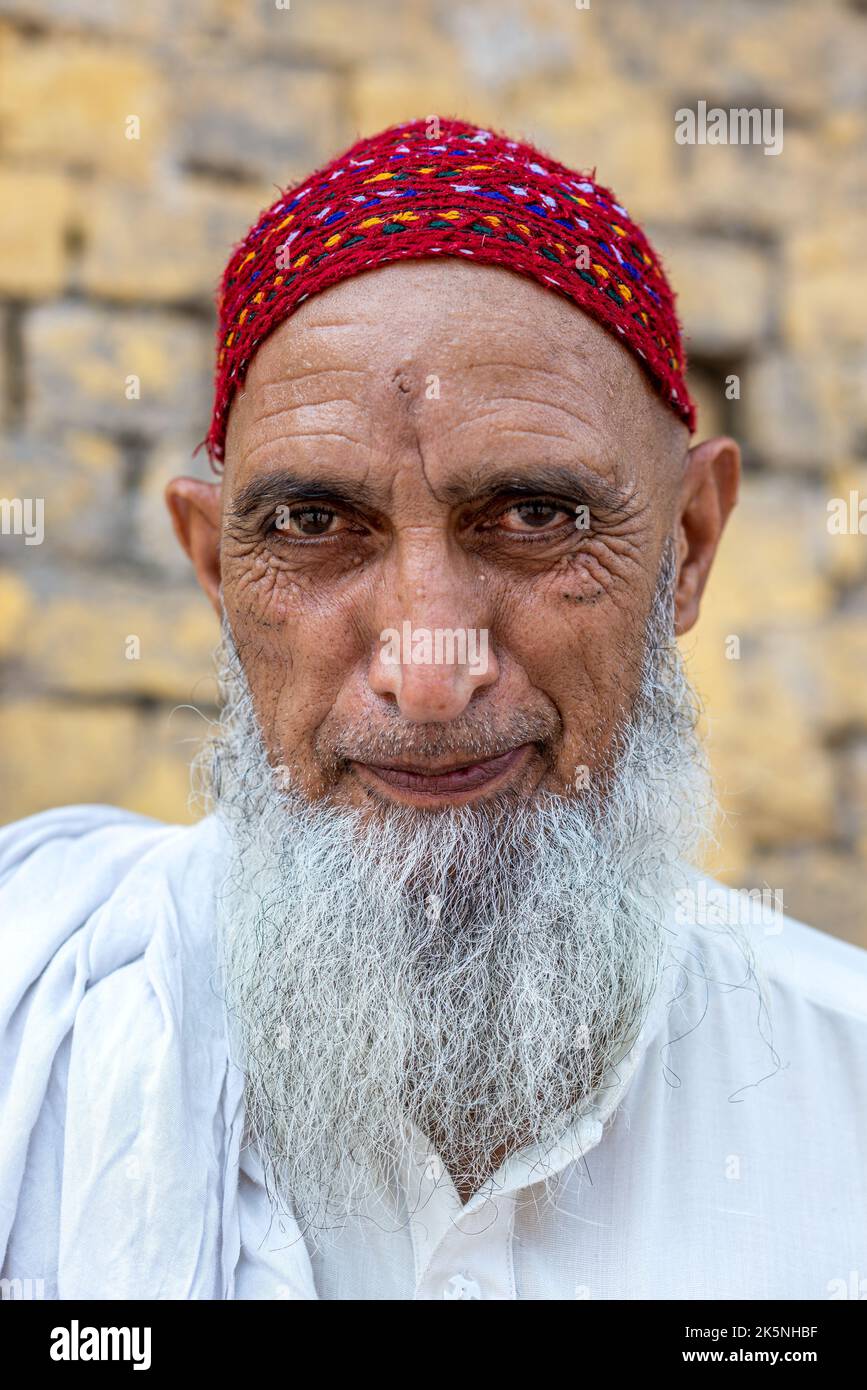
1, 302, 28, 429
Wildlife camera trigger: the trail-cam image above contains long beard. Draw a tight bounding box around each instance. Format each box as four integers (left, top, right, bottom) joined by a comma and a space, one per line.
206, 545, 713, 1232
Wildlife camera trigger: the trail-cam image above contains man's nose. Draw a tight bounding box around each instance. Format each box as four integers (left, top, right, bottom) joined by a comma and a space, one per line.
368, 565, 498, 723
366, 625, 500, 722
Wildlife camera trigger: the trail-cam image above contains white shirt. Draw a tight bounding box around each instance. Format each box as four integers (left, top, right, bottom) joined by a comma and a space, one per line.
2, 805, 866, 1300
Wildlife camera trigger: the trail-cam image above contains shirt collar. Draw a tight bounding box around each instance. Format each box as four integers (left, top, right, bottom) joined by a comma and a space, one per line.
398, 962, 671, 1212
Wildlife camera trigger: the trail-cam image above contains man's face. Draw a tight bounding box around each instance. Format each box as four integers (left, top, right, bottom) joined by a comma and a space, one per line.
182, 259, 721, 810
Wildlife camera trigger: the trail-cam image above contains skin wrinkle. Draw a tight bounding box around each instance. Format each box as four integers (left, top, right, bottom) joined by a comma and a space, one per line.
250, 403, 370, 426
238, 430, 373, 471
258, 372, 370, 396
260, 366, 365, 387
471, 399, 608, 433
295, 321, 366, 331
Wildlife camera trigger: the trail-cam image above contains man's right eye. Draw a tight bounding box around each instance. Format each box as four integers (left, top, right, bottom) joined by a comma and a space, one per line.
273, 506, 343, 538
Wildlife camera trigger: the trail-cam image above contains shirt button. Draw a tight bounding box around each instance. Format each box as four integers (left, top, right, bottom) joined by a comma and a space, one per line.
443, 1273, 482, 1300
423, 1155, 445, 1183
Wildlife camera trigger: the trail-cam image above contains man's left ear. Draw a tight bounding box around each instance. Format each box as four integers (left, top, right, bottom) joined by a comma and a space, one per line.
673, 436, 740, 636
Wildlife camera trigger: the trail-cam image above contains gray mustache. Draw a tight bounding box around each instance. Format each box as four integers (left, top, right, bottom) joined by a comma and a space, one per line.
320, 708, 561, 769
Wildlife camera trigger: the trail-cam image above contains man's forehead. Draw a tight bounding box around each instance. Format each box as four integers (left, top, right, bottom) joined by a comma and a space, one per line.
223, 260, 684, 492
239, 258, 638, 384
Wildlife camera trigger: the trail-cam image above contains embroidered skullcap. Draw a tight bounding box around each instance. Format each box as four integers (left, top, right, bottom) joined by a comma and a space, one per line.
203, 116, 696, 464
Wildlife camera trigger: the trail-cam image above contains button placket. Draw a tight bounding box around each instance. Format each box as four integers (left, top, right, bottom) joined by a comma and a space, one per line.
404, 1130, 464, 1289
442, 1272, 482, 1300
414, 1189, 518, 1300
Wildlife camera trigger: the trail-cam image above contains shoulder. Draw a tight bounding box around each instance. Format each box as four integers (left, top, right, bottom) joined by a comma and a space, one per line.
0, 802, 180, 897
0, 805, 186, 985
0, 801, 220, 894
0, 804, 235, 1295
0, 801, 228, 986
675, 871, 867, 1028
759, 910, 867, 1025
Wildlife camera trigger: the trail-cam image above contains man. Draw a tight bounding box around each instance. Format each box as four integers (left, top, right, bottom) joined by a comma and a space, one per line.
1, 117, 865, 1301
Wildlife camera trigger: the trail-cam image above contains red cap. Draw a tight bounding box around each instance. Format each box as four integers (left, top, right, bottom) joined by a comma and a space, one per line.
204, 116, 695, 465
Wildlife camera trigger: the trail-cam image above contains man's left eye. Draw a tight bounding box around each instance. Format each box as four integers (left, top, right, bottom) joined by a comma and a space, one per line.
498, 501, 572, 533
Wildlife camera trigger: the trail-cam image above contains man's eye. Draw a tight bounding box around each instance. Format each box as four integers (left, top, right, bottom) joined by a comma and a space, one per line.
275, 506, 342, 537
498, 501, 572, 533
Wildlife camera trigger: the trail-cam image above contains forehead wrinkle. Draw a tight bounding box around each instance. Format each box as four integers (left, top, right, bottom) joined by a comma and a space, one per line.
238, 428, 374, 475
246, 399, 372, 428
468, 394, 606, 436
458, 329, 608, 370
256, 376, 368, 411
230, 364, 372, 433
251, 365, 370, 401
454, 337, 691, 485
441, 415, 618, 481
239, 370, 360, 410
235, 384, 375, 459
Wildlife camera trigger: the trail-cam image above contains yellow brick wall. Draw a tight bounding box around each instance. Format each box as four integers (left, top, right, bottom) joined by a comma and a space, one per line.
0, 0, 865, 946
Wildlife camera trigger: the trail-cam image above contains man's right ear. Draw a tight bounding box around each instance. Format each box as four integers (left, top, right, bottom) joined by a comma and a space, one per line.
165, 477, 223, 615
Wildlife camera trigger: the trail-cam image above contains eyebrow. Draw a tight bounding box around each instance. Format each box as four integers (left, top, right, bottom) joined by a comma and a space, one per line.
229, 472, 386, 519
228, 461, 632, 522
434, 462, 631, 512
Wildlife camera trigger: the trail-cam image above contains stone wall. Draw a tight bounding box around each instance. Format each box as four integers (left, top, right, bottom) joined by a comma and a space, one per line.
0, 0, 865, 944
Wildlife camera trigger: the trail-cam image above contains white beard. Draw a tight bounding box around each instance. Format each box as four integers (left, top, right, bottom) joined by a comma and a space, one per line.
206, 544, 713, 1231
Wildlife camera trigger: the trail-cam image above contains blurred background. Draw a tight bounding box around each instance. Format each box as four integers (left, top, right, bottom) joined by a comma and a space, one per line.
0, 0, 864, 945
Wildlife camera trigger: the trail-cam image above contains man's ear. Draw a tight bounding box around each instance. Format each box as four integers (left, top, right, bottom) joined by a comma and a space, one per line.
673, 436, 740, 636
165, 477, 223, 615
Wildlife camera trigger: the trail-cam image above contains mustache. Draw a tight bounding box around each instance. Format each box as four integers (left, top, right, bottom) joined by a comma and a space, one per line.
315, 703, 563, 772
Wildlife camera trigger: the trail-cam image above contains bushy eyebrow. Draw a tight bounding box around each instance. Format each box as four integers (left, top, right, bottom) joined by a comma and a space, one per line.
435, 463, 632, 513
229, 461, 631, 522
229, 472, 384, 520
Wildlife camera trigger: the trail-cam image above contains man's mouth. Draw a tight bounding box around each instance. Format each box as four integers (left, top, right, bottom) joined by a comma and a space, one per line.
352, 744, 532, 803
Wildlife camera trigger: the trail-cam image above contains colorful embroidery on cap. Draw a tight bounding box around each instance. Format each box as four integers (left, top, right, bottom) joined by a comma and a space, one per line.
203, 117, 696, 464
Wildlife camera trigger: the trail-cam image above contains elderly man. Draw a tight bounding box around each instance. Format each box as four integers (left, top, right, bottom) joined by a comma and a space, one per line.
1, 117, 865, 1303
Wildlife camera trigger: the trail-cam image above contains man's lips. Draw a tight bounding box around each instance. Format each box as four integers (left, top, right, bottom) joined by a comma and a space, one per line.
353, 745, 529, 798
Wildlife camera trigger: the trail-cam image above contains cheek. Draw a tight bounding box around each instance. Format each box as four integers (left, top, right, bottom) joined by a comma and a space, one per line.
223, 579, 367, 762
500, 577, 648, 774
